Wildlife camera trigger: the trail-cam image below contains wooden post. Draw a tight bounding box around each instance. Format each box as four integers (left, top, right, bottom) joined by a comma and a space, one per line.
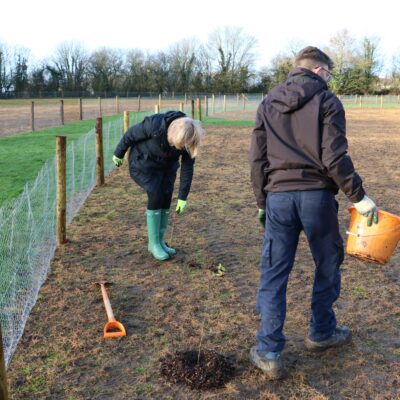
123, 111, 130, 133
123, 111, 130, 162
56, 136, 67, 246
158, 94, 162, 109
98, 96, 102, 116
155, 104, 160, 114
212, 94, 215, 114
359, 96, 362, 108
236, 93, 239, 106
261, 93, 264, 100
60, 99, 64, 125
95, 118, 105, 186
79, 98, 83, 120
381, 95, 383, 108
31, 101, 35, 131
179, 102, 184, 112
375, 95, 378, 105
191, 99, 195, 119
137, 95, 141, 112
223, 95, 226, 112
184, 93, 187, 104
197, 98, 202, 121
243, 93, 246, 110
0, 324, 9, 400
204, 95, 208, 117
115, 96, 119, 114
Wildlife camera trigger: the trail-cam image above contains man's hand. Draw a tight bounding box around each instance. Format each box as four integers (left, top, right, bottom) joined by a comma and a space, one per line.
113, 155, 124, 167
353, 195, 378, 226
176, 199, 187, 214
258, 208, 266, 228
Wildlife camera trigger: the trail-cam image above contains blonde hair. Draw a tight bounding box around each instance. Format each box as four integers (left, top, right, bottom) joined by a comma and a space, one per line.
167, 117, 205, 158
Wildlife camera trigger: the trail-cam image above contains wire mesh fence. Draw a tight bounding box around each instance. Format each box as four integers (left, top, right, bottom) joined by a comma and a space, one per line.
0, 116, 134, 367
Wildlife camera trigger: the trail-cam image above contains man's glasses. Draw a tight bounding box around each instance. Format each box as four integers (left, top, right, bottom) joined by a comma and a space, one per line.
319, 66, 333, 81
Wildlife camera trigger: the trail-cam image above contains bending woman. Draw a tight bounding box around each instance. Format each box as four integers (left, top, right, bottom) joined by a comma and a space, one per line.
112, 111, 205, 261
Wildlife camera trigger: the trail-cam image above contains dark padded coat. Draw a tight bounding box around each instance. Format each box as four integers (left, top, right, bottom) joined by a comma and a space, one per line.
114, 111, 195, 199
249, 67, 365, 209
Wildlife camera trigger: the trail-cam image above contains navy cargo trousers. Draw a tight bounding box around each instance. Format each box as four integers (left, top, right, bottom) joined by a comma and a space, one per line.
256, 190, 344, 354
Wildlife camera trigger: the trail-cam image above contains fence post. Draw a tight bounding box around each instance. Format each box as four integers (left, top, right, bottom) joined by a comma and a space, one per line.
137, 95, 141, 112
190, 99, 195, 119
243, 93, 246, 110
179, 102, 184, 112
158, 94, 162, 109
123, 111, 130, 161
381, 95, 383, 108
184, 93, 187, 104
359, 96, 362, 108
236, 93, 239, 106
60, 99, 64, 125
197, 98, 202, 121
115, 96, 119, 114
31, 101, 35, 131
204, 95, 208, 117
155, 104, 160, 114
0, 324, 9, 400
212, 94, 215, 114
79, 98, 83, 120
96, 118, 105, 186
98, 96, 102, 117
124, 111, 130, 133
56, 136, 67, 246
223, 95, 226, 112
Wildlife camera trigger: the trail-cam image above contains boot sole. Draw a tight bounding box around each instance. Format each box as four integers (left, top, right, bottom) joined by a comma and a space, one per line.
305, 334, 352, 351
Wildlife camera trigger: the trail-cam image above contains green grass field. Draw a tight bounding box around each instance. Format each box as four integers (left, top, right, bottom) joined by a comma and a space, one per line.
0, 114, 253, 206
0, 116, 120, 205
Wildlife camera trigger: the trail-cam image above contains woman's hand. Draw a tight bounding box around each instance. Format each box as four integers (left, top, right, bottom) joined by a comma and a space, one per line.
176, 199, 187, 214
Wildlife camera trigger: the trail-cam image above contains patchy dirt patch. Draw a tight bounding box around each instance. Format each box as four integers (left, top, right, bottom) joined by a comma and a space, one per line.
6, 110, 400, 399
160, 349, 235, 389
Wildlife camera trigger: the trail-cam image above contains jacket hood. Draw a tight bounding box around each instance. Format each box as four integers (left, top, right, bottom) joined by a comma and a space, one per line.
267, 68, 327, 114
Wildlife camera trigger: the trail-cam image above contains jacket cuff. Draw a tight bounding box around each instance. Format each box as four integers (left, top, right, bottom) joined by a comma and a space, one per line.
348, 188, 366, 203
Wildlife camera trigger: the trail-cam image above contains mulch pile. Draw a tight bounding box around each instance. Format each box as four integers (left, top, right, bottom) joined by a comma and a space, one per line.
160, 349, 235, 390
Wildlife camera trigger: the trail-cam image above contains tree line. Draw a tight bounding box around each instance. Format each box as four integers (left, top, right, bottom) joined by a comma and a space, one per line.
1, 27, 400, 98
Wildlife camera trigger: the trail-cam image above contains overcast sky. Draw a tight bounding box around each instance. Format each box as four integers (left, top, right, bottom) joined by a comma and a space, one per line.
1, 0, 399, 74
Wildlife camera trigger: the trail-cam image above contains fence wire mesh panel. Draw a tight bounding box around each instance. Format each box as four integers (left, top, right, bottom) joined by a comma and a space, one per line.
0, 117, 125, 367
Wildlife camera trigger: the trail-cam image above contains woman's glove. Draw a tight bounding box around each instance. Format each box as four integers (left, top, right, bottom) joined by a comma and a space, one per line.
113, 155, 124, 167
353, 195, 378, 226
176, 199, 187, 214
258, 209, 266, 228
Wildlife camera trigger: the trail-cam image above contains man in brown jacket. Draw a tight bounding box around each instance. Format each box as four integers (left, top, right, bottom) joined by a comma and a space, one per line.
248, 46, 378, 379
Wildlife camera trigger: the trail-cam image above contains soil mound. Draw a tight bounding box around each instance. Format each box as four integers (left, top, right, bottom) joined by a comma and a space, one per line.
160, 349, 235, 390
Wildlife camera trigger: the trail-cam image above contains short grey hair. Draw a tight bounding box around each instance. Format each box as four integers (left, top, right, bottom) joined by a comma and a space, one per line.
167, 117, 205, 158
294, 46, 334, 70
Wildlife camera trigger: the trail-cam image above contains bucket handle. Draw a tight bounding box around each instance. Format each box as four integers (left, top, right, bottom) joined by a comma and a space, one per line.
346, 225, 400, 238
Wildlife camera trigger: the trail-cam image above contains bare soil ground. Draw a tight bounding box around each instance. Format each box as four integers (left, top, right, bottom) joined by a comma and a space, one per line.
7, 109, 400, 399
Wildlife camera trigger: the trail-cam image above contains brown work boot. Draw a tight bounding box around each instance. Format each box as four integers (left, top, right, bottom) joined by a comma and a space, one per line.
305, 326, 352, 351
249, 346, 287, 379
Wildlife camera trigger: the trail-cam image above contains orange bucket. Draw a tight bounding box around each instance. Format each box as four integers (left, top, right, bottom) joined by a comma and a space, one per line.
346, 207, 400, 264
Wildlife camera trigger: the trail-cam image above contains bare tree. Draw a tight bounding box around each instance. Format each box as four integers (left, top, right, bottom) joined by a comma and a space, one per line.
50, 40, 89, 92
167, 38, 199, 92
326, 29, 356, 74
88, 47, 124, 93
206, 26, 258, 91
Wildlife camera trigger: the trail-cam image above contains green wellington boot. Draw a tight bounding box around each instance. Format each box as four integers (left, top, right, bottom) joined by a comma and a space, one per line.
146, 210, 169, 260
160, 209, 177, 256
